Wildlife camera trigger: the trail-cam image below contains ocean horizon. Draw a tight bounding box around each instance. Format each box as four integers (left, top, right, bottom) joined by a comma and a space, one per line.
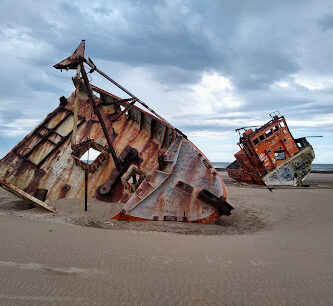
83, 159, 333, 172
83, 160, 333, 172
212, 162, 333, 172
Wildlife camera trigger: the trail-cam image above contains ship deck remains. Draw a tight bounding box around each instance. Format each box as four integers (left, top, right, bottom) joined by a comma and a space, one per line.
226, 112, 315, 186
0, 41, 233, 223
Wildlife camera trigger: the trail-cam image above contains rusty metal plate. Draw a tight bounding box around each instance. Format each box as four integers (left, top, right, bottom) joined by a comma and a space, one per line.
227, 115, 314, 186
0, 41, 233, 223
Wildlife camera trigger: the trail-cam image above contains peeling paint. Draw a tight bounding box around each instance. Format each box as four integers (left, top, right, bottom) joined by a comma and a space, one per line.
0, 41, 233, 223
226, 113, 315, 186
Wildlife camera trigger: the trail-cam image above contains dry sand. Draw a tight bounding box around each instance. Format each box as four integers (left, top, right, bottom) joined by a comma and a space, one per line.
0, 172, 333, 305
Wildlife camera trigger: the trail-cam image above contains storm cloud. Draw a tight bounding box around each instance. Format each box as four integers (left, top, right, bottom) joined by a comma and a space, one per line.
0, 0, 332, 162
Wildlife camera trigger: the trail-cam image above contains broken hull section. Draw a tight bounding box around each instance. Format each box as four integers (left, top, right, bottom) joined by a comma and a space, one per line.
113, 137, 231, 223
226, 163, 265, 185
0, 40, 234, 223
0, 78, 232, 222
226, 114, 315, 187
262, 146, 315, 186
227, 146, 315, 186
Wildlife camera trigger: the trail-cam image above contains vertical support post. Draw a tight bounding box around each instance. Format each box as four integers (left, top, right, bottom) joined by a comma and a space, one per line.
72, 65, 81, 145
80, 62, 122, 171
85, 168, 88, 211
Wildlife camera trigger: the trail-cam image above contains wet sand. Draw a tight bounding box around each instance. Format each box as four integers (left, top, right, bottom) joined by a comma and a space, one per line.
0, 173, 333, 305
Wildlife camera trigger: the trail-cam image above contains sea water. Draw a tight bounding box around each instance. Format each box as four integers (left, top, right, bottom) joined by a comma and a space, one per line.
212, 162, 333, 172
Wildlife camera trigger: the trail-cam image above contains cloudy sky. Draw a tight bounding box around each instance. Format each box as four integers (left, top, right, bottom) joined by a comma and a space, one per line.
0, 0, 332, 163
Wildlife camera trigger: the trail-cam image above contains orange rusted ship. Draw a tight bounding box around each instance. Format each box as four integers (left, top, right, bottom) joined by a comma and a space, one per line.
0, 41, 233, 223
226, 112, 315, 186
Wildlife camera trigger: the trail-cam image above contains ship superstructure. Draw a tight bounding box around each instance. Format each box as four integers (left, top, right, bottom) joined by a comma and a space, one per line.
226, 112, 315, 186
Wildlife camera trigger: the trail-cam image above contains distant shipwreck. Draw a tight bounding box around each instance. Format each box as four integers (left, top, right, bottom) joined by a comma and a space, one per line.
226, 112, 315, 186
0, 41, 233, 222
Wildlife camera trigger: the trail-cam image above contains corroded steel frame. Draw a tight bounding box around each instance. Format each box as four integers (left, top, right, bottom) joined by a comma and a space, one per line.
227, 115, 315, 186
0, 41, 233, 223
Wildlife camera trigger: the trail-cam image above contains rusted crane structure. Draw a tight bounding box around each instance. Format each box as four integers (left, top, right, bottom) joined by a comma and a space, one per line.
0, 41, 233, 223
226, 112, 315, 186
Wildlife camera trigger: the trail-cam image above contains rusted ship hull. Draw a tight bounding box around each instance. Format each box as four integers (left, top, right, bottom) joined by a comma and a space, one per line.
226, 162, 265, 185
226, 113, 315, 187
113, 137, 231, 223
227, 146, 315, 186
0, 41, 233, 223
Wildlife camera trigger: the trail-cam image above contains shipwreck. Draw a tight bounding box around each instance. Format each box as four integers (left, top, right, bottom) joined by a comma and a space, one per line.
0, 41, 233, 223
226, 112, 315, 186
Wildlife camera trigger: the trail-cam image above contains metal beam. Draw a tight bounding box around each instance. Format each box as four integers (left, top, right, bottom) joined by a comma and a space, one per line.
80, 62, 122, 171
110, 100, 137, 122
85, 58, 176, 130
72, 65, 81, 145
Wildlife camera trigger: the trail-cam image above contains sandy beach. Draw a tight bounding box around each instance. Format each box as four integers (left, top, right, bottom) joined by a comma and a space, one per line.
1, 172, 333, 305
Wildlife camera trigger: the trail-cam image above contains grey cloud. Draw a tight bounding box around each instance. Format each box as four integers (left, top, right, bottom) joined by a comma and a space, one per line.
0, 108, 25, 124
0, 0, 300, 88
230, 50, 299, 90
318, 14, 333, 30
0, 0, 333, 162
